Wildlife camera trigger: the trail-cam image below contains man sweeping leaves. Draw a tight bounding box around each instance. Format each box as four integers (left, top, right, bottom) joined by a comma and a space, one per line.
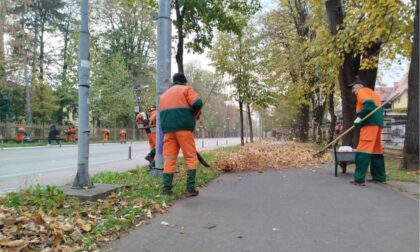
350, 80, 386, 186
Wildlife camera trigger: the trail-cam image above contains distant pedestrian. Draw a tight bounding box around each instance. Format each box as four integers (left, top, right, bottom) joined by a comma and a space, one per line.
15, 127, 26, 144
70, 126, 77, 142
349, 80, 386, 186
119, 129, 127, 144
48, 124, 61, 146
102, 129, 110, 142
65, 127, 71, 142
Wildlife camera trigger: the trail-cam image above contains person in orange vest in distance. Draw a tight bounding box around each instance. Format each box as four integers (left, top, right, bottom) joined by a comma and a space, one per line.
70, 126, 77, 142
160, 73, 203, 196
102, 129, 110, 142
65, 127, 71, 142
136, 106, 157, 165
119, 129, 127, 144
350, 80, 386, 186
15, 127, 26, 144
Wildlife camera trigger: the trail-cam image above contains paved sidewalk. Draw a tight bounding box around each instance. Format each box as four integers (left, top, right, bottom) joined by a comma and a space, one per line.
103, 167, 419, 252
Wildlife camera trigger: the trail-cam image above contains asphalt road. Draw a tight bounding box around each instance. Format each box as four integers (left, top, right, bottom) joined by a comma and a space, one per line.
0, 137, 241, 194
103, 167, 419, 252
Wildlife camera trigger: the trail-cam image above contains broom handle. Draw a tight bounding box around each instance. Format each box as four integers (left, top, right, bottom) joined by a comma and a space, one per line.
314, 98, 392, 156
201, 82, 219, 110
194, 82, 218, 116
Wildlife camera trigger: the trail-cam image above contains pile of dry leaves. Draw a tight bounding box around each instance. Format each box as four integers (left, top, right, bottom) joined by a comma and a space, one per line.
215, 141, 332, 172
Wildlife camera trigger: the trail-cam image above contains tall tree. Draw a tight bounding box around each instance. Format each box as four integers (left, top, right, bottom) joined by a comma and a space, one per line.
0, 0, 6, 86
325, 0, 414, 146
259, 0, 313, 142
210, 23, 276, 144
55, 0, 79, 124
31, 81, 59, 137
0, 84, 25, 122
90, 53, 135, 128
210, 32, 248, 145
29, 0, 65, 81
93, 0, 157, 109
403, 0, 419, 169
173, 0, 260, 73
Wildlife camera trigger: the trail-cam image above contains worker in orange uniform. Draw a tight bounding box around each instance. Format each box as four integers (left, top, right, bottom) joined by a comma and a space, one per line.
70, 126, 77, 142
160, 73, 203, 196
136, 106, 157, 165
102, 129, 110, 142
119, 129, 127, 144
65, 127, 71, 142
15, 127, 26, 144
350, 80, 386, 186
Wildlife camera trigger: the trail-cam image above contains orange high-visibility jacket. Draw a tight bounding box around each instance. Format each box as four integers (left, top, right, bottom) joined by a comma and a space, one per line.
160, 85, 203, 133
356, 88, 384, 127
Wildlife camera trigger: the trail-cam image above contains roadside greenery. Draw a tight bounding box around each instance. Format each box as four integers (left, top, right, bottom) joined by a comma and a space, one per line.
0, 145, 239, 251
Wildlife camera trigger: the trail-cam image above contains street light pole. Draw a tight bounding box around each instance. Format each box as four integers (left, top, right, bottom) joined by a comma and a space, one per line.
72, 0, 93, 189
151, 0, 171, 177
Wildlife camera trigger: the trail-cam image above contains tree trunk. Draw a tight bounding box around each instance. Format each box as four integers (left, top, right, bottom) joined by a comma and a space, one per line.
325, 0, 381, 147
313, 98, 326, 144
0, 0, 6, 86
246, 103, 254, 143
239, 100, 244, 146
338, 55, 357, 146
174, 0, 184, 73
57, 20, 71, 124
312, 120, 317, 142
39, 20, 45, 81
402, 0, 419, 169
21, 4, 32, 124
296, 103, 309, 142
328, 90, 336, 143
62, 20, 70, 81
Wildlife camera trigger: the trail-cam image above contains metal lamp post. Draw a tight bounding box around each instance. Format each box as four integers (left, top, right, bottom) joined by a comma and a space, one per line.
151, 0, 171, 178
72, 0, 93, 189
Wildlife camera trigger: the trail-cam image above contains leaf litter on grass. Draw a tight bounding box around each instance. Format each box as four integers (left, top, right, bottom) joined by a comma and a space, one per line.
0, 189, 170, 252
215, 141, 332, 172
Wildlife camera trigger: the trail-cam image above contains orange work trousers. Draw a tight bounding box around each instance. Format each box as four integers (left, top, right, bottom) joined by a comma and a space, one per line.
357, 126, 383, 154
16, 133, 23, 143
147, 132, 156, 150
163, 130, 197, 174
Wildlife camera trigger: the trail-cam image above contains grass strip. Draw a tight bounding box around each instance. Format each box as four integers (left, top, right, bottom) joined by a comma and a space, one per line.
0, 145, 239, 251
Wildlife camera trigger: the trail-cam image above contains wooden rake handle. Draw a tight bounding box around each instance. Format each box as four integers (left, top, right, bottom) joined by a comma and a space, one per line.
313, 98, 392, 157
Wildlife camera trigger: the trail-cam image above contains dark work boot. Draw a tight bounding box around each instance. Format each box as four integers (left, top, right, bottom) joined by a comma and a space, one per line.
162, 173, 173, 195
145, 149, 156, 163
186, 170, 199, 197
